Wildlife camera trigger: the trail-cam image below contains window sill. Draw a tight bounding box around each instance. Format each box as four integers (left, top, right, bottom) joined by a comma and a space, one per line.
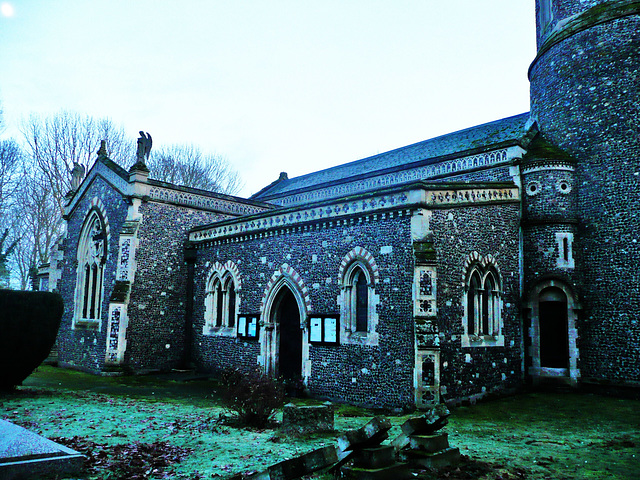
342, 330, 378, 346
461, 334, 504, 348
74, 318, 100, 329
202, 326, 236, 337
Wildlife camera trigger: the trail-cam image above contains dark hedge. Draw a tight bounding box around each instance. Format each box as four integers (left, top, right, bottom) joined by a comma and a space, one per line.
0, 289, 64, 390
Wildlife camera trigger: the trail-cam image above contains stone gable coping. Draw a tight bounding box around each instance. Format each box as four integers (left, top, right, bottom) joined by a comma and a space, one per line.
189, 183, 520, 244
66, 157, 272, 219
65, 160, 129, 217
147, 184, 271, 216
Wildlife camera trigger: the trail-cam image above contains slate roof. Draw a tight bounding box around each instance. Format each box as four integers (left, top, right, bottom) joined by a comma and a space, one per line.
252, 112, 530, 200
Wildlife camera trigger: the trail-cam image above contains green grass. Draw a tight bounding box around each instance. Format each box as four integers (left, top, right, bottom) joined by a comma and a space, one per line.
1, 366, 639, 479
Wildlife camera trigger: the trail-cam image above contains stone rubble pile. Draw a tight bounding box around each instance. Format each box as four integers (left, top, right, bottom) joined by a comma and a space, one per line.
244, 404, 459, 480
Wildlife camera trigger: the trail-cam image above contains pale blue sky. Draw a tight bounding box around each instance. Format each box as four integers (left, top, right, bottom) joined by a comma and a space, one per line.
0, 1, 536, 196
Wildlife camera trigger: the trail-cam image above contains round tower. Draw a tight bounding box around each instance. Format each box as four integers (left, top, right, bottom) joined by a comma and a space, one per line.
528, 1, 640, 386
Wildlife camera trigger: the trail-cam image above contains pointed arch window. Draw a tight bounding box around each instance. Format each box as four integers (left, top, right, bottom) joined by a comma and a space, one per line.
339, 259, 379, 345
467, 270, 482, 336
204, 270, 239, 335
354, 268, 369, 333
226, 278, 236, 329
463, 261, 504, 347
75, 210, 107, 328
214, 279, 224, 327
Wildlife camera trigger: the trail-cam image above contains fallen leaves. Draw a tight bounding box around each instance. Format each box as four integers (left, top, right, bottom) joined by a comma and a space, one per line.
52, 435, 193, 480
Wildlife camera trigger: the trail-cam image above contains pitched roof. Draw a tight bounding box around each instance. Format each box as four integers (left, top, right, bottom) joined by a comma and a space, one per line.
252, 113, 529, 200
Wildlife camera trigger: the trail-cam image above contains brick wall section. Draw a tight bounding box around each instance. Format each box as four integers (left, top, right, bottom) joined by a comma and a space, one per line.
125, 201, 225, 372
57, 177, 128, 373
429, 203, 522, 402
193, 214, 417, 409
530, 10, 640, 382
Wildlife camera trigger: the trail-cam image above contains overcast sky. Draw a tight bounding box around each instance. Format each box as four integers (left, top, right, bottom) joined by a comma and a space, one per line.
0, 1, 536, 197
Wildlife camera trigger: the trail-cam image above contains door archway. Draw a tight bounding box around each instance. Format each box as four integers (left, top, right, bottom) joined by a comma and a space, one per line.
272, 286, 302, 381
525, 279, 580, 385
539, 287, 569, 369
259, 274, 309, 385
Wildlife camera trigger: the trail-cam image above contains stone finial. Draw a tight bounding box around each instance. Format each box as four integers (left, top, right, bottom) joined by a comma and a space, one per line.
279, 172, 288, 180
97, 140, 108, 160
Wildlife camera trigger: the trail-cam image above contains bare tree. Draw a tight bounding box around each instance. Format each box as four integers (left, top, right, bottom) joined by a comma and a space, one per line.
0, 228, 19, 288
147, 144, 243, 195
0, 140, 21, 221
10, 163, 62, 288
20, 111, 134, 215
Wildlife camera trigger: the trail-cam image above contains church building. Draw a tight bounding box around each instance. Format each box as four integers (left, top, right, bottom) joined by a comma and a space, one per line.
47, 0, 640, 409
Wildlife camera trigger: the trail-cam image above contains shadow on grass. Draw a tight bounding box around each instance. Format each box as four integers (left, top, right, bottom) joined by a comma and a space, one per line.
18, 365, 222, 407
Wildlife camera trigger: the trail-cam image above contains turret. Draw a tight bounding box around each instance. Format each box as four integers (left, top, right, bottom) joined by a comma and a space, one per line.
527, 0, 640, 386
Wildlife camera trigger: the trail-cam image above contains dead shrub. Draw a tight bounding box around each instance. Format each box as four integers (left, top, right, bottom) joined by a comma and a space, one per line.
219, 367, 285, 428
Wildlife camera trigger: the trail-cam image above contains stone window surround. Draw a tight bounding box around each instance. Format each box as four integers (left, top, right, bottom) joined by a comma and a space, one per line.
539, 0, 553, 34
524, 279, 580, 386
338, 255, 380, 347
461, 253, 504, 348
555, 232, 575, 269
73, 200, 110, 330
203, 262, 241, 337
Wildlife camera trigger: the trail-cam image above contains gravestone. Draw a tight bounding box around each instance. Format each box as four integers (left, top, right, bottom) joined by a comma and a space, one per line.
281, 403, 334, 435
0, 419, 84, 479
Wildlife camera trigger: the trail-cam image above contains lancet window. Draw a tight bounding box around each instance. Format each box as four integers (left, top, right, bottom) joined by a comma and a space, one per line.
204, 270, 238, 334
462, 256, 504, 347
75, 210, 107, 327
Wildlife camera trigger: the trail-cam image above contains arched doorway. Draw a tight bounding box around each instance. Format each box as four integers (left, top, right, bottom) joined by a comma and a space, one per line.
539, 287, 569, 369
259, 275, 309, 386
272, 287, 302, 382
525, 280, 580, 385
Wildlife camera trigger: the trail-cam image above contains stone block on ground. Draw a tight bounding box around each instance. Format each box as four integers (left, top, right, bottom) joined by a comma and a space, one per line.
402, 446, 460, 469
400, 404, 450, 436
341, 462, 413, 480
266, 446, 338, 480
281, 403, 334, 435
352, 445, 395, 470
337, 416, 392, 452
408, 433, 450, 453
390, 432, 410, 452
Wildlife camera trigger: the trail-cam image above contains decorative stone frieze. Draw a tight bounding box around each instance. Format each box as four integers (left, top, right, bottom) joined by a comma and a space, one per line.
190, 184, 520, 244
148, 185, 269, 215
